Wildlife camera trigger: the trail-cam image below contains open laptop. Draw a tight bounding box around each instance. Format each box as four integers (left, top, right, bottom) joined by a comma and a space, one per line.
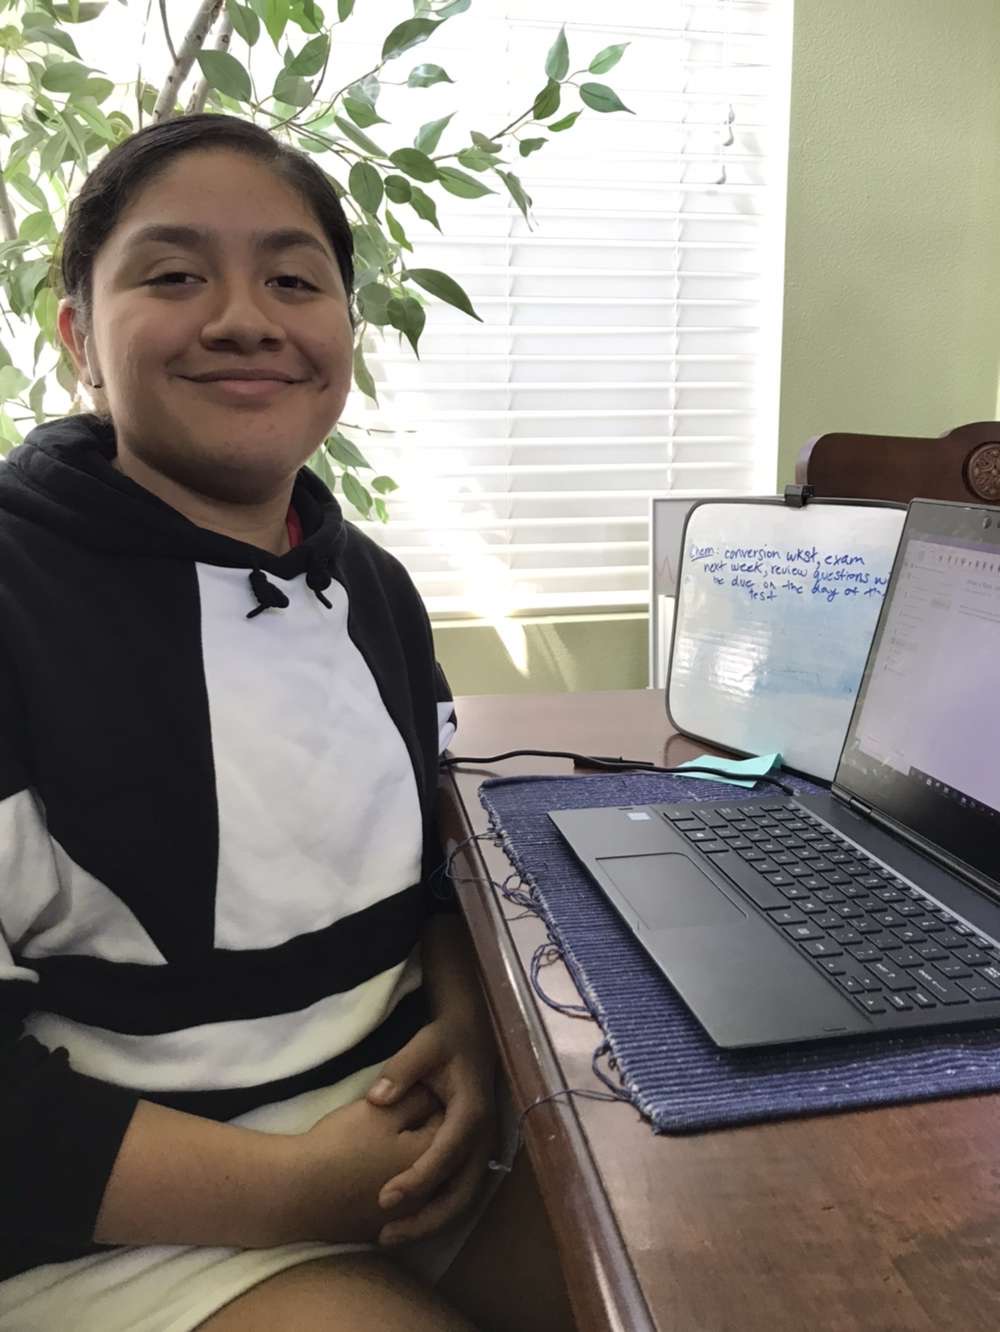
550, 498, 1000, 1049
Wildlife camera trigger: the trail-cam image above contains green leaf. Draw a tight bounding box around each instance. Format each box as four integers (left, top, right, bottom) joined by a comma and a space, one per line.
456, 147, 499, 172
333, 115, 387, 157
548, 109, 581, 132
579, 82, 634, 114
7, 173, 47, 211
438, 0, 469, 15
384, 173, 412, 204
545, 25, 569, 81
327, 428, 371, 469
9, 259, 50, 316
356, 281, 393, 325
588, 42, 628, 75
58, 108, 90, 163
406, 63, 451, 88
227, 0, 260, 45
272, 69, 312, 106
37, 130, 69, 177
292, 0, 322, 31
371, 497, 387, 523
341, 471, 372, 517
351, 221, 390, 271
352, 344, 377, 409
336, 0, 354, 18
518, 137, 546, 157
414, 112, 452, 155
389, 147, 438, 182
251, 0, 289, 46
532, 79, 560, 120
0, 339, 12, 372
471, 130, 502, 152
21, 22, 80, 57
0, 365, 30, 400
370, 474, 399, 494
287, 32, 328, 74
72, 95, 117, 140
40, 60, 92, 93
18, 211, 53, 243
437, 165, 493, 198
404, 267, 481, 322
49, 2, 106, 20
407, 185, 440, 230
386, 294, 425, 357
495, 168, 532, 224
310, 445, 336, 491
382, 16, 438, 60
197, 50, 252, 101
348, 160, 383, 214
343, 95, 386, 128
29, 376, 47, 423
384, 208, 412, 252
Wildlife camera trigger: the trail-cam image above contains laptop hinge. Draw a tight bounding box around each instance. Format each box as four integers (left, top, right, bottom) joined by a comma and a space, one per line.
846, 796, 872, 817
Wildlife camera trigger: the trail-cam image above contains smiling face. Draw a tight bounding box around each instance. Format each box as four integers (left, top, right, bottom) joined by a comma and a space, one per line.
58, 148, 354, 504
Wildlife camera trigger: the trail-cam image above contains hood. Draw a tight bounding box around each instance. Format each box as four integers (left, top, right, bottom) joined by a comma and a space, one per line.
0, 413, 349, 618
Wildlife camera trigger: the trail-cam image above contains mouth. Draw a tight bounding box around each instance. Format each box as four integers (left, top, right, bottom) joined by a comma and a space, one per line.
183, 375, 303, 400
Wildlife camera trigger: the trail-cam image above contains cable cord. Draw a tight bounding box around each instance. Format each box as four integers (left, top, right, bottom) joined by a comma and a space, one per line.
440, 749, 796, 796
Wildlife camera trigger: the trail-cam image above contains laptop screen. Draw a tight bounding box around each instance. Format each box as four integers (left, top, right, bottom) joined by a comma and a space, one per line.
835, 499, 1000, 890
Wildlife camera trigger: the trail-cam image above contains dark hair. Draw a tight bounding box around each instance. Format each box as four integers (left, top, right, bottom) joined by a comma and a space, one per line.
59, 113, 354, 331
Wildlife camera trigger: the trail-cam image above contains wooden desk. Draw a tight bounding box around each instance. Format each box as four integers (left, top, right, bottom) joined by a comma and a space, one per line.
442, 689, 1000, 1332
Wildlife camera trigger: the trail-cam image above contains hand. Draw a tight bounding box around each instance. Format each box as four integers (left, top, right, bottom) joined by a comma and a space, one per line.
366, 1014, 497, 1247
280, 1085, 444, 1245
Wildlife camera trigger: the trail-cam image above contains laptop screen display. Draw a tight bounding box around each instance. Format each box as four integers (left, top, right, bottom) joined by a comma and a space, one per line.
836, 499, 1000, 889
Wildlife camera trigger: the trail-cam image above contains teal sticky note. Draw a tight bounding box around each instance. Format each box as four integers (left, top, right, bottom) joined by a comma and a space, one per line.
678, 752, 783, 789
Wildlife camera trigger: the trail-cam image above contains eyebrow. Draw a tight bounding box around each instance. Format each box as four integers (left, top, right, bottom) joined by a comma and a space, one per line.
123, 224, 335, 263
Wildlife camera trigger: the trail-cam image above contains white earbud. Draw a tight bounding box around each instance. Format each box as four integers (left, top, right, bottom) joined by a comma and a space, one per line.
83, 336, 102, 389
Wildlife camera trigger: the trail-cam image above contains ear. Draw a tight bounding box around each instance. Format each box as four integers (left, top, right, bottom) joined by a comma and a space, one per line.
57, 299, 101, 387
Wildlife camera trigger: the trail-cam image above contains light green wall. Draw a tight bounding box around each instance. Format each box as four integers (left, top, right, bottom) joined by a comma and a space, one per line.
779, 0, 1000, 483
437, 0, 1000, 694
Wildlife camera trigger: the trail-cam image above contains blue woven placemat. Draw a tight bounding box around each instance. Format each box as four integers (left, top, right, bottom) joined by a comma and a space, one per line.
479, 771, 1000, 1133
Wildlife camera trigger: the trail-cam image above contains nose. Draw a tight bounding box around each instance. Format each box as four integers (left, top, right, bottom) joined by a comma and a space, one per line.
198, 278, 286, 353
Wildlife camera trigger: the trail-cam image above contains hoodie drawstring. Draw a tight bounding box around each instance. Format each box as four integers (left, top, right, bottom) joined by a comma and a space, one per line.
246, 555, 334, 620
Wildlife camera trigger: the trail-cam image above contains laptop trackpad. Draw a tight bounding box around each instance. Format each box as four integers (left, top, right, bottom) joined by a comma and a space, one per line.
597, 853, 747, 930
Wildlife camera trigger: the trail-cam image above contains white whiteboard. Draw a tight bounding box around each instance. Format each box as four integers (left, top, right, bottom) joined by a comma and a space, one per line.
666, 500, 907, 781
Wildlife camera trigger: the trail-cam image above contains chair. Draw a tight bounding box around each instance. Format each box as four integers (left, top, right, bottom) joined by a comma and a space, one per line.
796, 421, 1000, 504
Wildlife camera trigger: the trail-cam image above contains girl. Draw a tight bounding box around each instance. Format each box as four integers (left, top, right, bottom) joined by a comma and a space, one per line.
0, 114, 572, 1332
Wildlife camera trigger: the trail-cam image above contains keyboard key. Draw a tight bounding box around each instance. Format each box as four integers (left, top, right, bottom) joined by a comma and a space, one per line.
695, 840, 728, 854
827, 851, 852, 865
822, 870, 851, 886
830, 928, 862, 946
839, 883, 866, 898
911, 966, 970, 1005
856, 875, 886, 889
687, 828, 719, 842
914, 943, 948, 962
803, 939, 843, 958
799, 899, 825, 914
771, 852, 798, 865
935, 930, 965, 949
956, 948, 989, 966
957, 977, 1000, 1002
698, 811, 729, 829
811, 841, 837, 853
848, 944, 882, 962
866, 932, 900, 952
785, 923, 821, 941
857, 993, 887, 1014
896, 902, 924, 917
816, 888, 845, 904
885, 992, 913, 1011
911, 988, 937, 1008
783, 885, 810, 899
831, 902, 863, 918
771, 908, 805, 926
892, 926, 927, 946
813, 913, 843, 930
800, 876, 826, 892
979, 964, 1000, 986
758, 841, 784, 855
873, 887, 905, 902
913, 917, 946, 933
867, 960, 916, 990
856, 919, 887, 935
787, 864, 814, 878
838, 974, 864, 993
819, 957, 847, 975
712, 853, 791, 910
937, 959, 973, 978
887, 948, 923, 968
874, 910, 904, 927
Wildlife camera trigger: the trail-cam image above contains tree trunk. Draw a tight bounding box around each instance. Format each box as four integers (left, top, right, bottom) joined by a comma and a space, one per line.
152, 0, 225, 123
186, 12, 235, 115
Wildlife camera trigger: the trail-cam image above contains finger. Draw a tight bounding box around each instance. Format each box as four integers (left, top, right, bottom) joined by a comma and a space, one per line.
379, 1101, 487, 1208
387, 1084, 441, 1131
379, 1154, 488, 1247
367, 1026, 443, 1106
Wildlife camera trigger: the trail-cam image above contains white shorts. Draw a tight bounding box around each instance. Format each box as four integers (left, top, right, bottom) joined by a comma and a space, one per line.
0, 1063, 517, 1332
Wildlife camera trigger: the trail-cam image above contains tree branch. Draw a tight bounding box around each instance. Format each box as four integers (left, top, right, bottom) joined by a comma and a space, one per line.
152, 0, 224, 123
186, 12, 234, 114
158, 0, 177, 62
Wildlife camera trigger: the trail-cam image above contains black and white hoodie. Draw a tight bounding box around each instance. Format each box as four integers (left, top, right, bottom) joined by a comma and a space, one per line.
0, 413, 456, 1287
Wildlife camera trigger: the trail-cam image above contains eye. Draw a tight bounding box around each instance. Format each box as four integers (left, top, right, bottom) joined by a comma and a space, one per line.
268, 274, 320, 291
146, 272, 202, 286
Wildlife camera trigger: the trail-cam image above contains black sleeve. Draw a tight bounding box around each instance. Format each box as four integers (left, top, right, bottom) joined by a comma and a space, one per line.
0, 654, 139, 1253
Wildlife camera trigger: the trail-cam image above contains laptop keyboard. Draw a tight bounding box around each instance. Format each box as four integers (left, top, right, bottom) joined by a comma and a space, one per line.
662, 800, 1000, 1021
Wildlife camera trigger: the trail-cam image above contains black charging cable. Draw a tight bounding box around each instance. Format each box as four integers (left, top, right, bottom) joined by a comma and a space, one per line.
440, 748, 797, 796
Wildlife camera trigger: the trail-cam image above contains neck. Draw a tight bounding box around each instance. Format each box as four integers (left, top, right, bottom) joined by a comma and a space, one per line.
112, 449, 293, 556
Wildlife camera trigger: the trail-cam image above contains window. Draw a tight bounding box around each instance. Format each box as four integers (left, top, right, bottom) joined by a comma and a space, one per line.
338, 0, 793, 618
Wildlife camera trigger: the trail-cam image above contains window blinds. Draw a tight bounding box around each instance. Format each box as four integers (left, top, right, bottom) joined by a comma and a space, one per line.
338, 0, 791, 617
